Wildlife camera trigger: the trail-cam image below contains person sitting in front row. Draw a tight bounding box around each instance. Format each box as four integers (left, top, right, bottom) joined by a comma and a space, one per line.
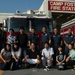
56, 46, 66, 70
66, 44, 75, 70
22, 42, 40, 68
11, 43, 21, 70
41, 42, 54, 71
0, 44, 12, 70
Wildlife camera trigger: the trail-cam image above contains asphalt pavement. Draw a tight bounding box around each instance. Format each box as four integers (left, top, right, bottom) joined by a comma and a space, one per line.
2, 68, 75, 75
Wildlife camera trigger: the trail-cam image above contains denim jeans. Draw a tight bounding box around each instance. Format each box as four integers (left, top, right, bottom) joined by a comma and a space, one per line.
21, 47, 28, 59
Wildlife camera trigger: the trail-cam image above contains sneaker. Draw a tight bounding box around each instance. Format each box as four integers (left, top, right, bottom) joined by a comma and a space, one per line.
46, 67, 50, 71
44, 68, 47, 71
19, 65, 21, 68
58, 65, 64, 70
46, 66, 50, 71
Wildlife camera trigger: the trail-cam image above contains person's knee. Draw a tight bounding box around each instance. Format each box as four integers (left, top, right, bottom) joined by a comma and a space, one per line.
37, 60, 40, 64
47, 60, 52, 66
41, 57, 46, 61
47, 60, 50, 63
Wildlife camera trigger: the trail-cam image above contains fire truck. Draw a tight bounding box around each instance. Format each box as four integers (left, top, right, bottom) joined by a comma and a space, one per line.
2, 15, 53, 35
2, 11, 53, 47
60, 18, 75, 37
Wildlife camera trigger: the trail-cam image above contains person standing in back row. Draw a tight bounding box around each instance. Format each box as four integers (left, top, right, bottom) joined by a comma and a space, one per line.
28, 28, 38, 48
41, 26, 51, 49
7, 29, 16, 49
64, 28, 74, 56
52, 28, 62, 65
16, 27, 28, 60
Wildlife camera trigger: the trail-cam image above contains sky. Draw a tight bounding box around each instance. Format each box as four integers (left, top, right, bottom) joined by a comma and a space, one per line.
0, 0, 44, 13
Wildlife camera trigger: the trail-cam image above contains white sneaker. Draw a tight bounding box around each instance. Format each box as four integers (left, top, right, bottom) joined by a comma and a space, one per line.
44, 68, 47, 71
46, 66, 50, 71
46, 67, 50, 71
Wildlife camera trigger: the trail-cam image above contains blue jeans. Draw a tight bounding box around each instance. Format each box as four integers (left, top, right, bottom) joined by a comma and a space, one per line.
11, 58, 21, 70
0, 63, 5, 70
21, 47, 28, 59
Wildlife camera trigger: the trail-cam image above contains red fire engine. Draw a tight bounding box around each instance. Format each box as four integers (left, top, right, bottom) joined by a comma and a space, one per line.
2, 15, 53, 36
2, 13, 53, 47
60, 18, 75, 37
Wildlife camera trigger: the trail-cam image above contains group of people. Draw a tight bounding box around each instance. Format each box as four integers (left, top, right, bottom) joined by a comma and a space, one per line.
0, 26, 75, 71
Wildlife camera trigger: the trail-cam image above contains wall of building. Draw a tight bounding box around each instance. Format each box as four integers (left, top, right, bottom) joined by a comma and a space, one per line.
39, 0, 52, 18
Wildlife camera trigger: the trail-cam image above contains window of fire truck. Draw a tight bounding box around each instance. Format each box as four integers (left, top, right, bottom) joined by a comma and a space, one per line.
32, 19, 53, 32
8, 18, 29, 32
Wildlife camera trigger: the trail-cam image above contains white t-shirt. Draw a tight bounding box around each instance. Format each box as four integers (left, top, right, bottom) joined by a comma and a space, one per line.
11, 48, 21, 58
42, 47, 54, 59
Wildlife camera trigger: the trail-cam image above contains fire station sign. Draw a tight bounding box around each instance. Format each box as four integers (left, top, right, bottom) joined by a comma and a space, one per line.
48, 1, 75, 12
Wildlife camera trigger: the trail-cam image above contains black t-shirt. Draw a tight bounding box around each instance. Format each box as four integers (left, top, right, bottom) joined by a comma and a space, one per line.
17, 33, 28, 47
27, 49, 40, 59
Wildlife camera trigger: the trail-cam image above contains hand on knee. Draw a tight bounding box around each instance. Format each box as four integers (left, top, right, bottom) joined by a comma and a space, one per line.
22, 58, 26, 63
